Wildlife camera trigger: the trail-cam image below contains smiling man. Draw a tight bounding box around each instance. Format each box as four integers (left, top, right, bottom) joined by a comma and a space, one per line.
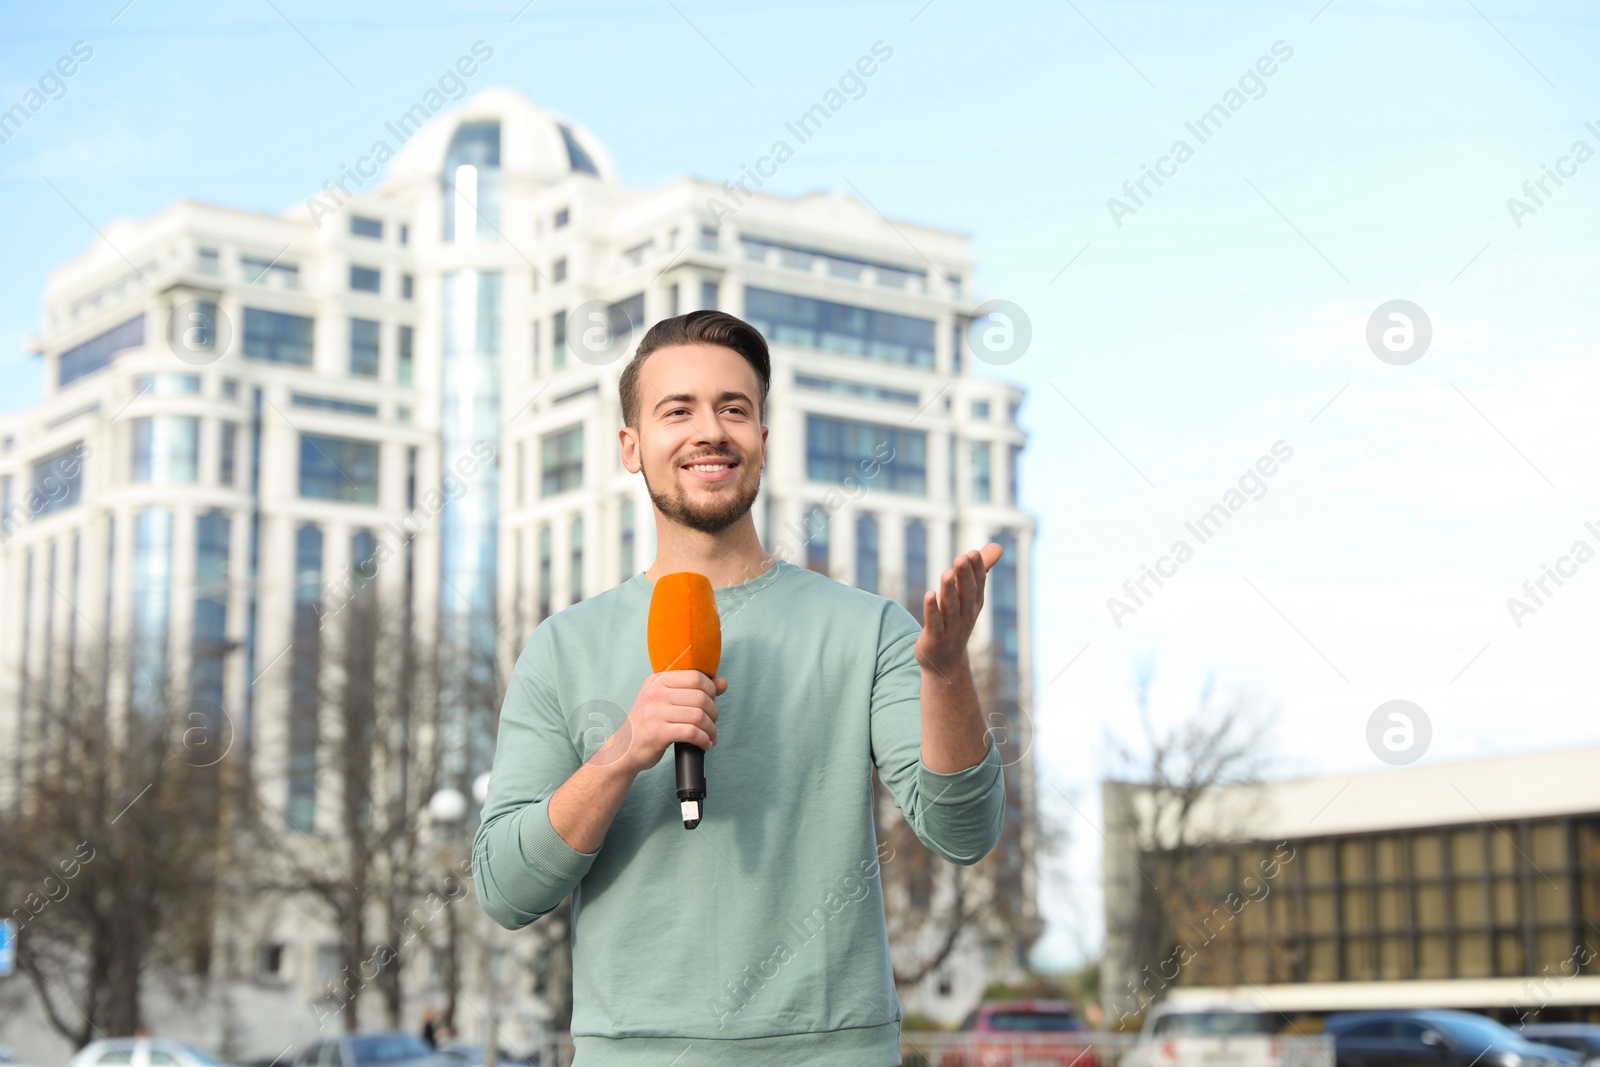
473, 310, 1007, 1066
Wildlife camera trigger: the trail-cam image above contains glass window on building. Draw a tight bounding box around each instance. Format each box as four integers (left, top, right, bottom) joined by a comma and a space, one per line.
558, 123, 599, 175
620, 495, 635, 583
167, 300, 221, 359
350, 265, 381, 293
131, 416, 201, 484
971, 441, 991, 503
196, 247, 220, 274
552, 257, 568, 283
289, 521, 322, 831
989, 528, 1019, 696
131, 507, 174, 715
552, 309, 568, 369
669, 282, 681, 317
398, 324, 414, 384
803, 505, 829, 575
744, 287, 935, 368
349, 317, 380, 377
805, 414, 927, 495
400, 223, 410, 245
401, 273, 414, 300
699, 224, 718, 251
442, 121, 502, 242
350, 215, 383, 239
538, 523, 552, 620
221, 377, 239, 399
1007, 443, 1021, 505
242, 255, 299, 287
541, 425, 583, 497
702, 279, 718, 310
132, 373, 202, 395
952, 321, 965, 375
291, 393, 379, 417
554, 207, 570, 228
571, 513, 584, 603
905, 518, 928, 624
855, 512, 879, 593
971, 399, 991, 419
191, 509, 231, 711
31, 442, 86, 516
59, 314, 145, 386
298, 432, 379, 504
609, 292, 645, 348
220, 421, 238, 486
242, 308, 314, 366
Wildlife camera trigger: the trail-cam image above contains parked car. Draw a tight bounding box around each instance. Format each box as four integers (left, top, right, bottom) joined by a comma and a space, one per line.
1324, 1010, 1586, 1067
1127, 999, 1296, 1067
290, 1033, 452, 1067
1518, 1023, 1600, 1060
936, 999, 1099, 1067
64, 1039, 238, 1067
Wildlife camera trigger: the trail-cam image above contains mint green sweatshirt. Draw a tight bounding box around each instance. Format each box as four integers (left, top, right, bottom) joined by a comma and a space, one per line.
472, 558, 1005, 1065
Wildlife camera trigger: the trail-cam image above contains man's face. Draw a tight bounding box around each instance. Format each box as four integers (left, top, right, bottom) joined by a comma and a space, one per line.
622, 343, 766, 535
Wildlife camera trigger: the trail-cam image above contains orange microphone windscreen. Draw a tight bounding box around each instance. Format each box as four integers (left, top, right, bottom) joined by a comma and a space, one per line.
647, 572, 722, 677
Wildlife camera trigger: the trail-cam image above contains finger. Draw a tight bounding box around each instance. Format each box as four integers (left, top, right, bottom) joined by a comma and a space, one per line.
714, 675, 728, 695
941, 562, 963, 617
957, 550, 981, 612
670, 722, 714, 750
662, 669, 715, 694
665, 703, 717, 733
923, 589, 944, 634
665, 685, 716, 708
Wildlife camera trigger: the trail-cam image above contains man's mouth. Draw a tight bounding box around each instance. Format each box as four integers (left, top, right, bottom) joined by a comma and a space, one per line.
681, 457, 739, 481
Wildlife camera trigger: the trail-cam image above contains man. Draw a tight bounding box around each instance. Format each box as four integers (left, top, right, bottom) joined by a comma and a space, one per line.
473, 310, 1006, 1065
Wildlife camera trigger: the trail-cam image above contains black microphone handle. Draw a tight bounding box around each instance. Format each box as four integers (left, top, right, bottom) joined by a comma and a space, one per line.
674, 741, 706, 829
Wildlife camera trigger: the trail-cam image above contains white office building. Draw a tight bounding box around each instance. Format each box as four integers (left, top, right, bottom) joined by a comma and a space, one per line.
0, 89, 1036, 1056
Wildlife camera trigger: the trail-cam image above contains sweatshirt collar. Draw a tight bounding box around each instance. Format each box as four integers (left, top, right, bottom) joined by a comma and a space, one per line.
628, 556, 791, 602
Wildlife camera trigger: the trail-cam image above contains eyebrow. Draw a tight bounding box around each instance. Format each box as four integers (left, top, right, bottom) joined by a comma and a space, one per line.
651, 390, 755, 415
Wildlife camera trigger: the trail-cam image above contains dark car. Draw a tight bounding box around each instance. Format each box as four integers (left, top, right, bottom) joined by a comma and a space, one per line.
1518, 1024, 1600, 1059
291, 1033, 452, 1067
1325, 1010, 1585, 1067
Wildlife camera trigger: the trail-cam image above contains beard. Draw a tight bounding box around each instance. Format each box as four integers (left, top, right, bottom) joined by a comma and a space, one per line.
644, 454, 762, 535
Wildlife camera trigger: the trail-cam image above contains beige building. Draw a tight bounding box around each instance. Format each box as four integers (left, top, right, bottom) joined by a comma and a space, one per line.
1103, 746, 1600, 1026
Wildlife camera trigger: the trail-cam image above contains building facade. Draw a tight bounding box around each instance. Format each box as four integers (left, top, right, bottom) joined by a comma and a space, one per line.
0, 89, 1036, 1055
1102, 746, 1600, 1026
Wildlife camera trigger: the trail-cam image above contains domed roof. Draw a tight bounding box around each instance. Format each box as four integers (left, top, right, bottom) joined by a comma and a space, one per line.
386, 87, 617, 186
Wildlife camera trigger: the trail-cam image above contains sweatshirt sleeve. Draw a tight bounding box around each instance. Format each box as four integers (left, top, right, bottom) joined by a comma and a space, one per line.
868, 600, 1005, 866
472, 637, 600, 930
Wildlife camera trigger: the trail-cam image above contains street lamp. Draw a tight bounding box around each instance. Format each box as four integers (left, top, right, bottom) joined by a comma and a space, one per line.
428, 782, 499, 1067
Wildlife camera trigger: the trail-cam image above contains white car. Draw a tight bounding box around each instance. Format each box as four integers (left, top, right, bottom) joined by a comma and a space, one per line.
64, 1039, 237, 1067
1128, 1000, 1296, 1067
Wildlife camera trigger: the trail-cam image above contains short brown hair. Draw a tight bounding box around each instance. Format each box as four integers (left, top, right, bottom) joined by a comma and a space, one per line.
618, 310, 771, 429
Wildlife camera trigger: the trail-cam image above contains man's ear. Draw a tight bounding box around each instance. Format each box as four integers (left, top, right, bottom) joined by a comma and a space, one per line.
619, 427, 640, 473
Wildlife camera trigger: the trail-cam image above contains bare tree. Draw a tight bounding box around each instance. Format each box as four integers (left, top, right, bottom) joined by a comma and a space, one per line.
1101, 655, 1274, 1021
868, 567, 1059, 995
243, 557, 446, 1032
0, 642, 229, 1045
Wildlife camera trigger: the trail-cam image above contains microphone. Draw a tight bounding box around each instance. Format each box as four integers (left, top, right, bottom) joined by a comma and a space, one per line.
646, 572, 722, 830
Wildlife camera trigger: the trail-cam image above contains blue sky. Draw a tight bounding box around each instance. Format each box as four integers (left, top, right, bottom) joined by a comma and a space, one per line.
4, 0, 1599, 970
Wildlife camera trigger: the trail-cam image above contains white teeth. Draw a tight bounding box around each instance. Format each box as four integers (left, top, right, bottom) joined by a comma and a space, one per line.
686, 463, 730, 472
